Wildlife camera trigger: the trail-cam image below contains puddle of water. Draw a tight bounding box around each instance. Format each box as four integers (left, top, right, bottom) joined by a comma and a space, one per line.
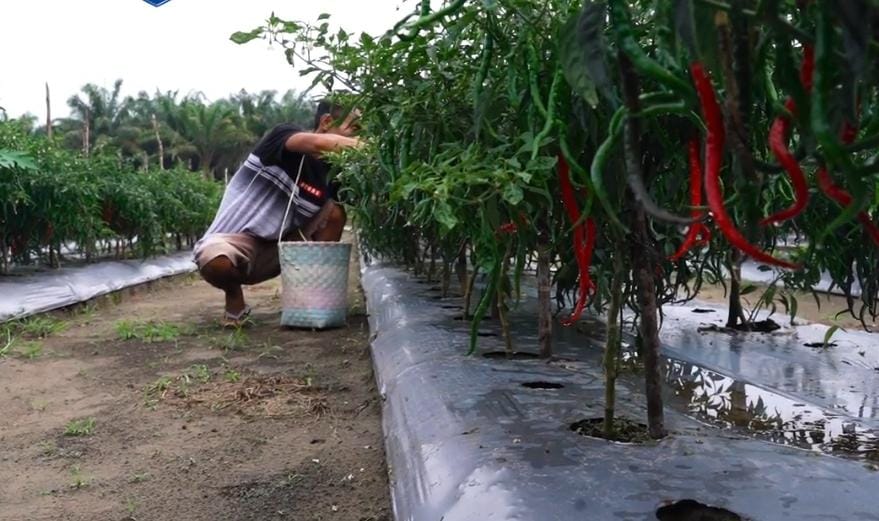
661, 357, 879, 460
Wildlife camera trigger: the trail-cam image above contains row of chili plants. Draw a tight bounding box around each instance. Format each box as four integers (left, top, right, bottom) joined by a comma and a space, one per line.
0, 120, 221, 273
239, 0, 879, 439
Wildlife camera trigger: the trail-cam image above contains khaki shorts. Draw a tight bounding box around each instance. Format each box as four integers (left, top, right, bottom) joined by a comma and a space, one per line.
194, 201, 334, 285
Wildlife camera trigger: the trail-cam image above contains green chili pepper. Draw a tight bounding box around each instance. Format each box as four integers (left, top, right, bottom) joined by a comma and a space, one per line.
531, 67, 564, 161
396, 0, 466, 41
473, 29, 494, 140
590, 106, 629, 232
527, 44, 549, 119
608, 0, 694, 100
468, 256, 501, 355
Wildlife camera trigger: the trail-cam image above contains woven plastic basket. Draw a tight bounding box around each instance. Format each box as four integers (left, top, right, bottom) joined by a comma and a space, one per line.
278, 241, 352, 329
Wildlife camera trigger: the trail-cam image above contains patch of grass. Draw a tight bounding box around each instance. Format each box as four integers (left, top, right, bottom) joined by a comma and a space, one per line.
115, 320, 188, 343
17, 316, 68, 338
144, 365, 214, 407
15, 340, 44, 359
64, 417, 96, 437
68, 464, 92, 490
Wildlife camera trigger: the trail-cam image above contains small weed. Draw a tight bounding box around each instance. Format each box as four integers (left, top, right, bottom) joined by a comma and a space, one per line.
125, 496, 139, 515
31, 398, 49, 412
256, 343, 284, 361
224, 369, 241, 383
115, 320, 139, 340
278, 472, 303, 488
186, 364, 212, 385
64, 417, 96, 437
38, 440, 57, 458
144, 376, 173, 406
0, 330, 13, 358
74, 302, 98, 321
128, 472, 150, 484
217, 328, 248, 351
68, 464, 92, 489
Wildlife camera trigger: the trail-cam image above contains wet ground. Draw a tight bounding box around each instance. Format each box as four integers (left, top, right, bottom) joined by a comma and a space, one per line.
365, 264, 879, 520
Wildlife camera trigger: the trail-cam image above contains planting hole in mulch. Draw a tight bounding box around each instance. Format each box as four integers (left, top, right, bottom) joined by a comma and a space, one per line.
440, 304, 462, 309
655, 499, 746, 521
482, 351, 541, 360
477, 331, 498, 337
521, 381, 564, 390
692, 308, 716, 314
570, 418, 650, 443
805, 341, 838, 348
699, 318, 781, 334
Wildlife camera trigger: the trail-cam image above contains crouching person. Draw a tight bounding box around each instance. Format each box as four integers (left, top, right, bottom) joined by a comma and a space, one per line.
193, 100, 361, 327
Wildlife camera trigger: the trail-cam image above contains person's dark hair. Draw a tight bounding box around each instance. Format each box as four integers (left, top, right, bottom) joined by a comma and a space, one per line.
313, 99, 347, 130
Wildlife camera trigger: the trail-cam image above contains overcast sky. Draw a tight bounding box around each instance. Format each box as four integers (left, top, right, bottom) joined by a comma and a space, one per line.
0, 0, 408, 119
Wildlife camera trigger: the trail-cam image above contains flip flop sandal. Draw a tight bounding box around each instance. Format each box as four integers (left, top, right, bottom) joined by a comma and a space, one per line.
221, 305, 252, 329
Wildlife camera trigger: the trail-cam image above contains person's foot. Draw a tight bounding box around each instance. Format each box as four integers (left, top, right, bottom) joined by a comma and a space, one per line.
220, 304, 252, 329
222, 286, 250, 328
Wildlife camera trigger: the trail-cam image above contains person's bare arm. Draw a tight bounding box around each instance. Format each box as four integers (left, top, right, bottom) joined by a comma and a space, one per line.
285, 132, 359, 156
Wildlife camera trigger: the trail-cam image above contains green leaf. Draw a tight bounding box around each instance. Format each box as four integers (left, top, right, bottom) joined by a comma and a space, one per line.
317, 13, 331, 20
740, 284, 758, 295
823, 325, 841, 348
230, 29, 263, 45
435, 201, 458, 230
559, 2, 613, 107
502, 183, 524, 206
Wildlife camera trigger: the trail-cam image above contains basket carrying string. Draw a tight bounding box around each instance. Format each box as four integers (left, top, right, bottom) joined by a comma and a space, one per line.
279, 155, 309, 244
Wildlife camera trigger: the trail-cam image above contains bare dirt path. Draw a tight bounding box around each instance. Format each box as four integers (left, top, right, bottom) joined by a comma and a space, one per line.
0, 255, 390, 521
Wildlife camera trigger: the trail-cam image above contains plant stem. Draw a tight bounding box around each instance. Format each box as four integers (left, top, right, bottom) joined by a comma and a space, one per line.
603, 251, 624, 439
537, 225, 552, 359
497, 248, 514, 355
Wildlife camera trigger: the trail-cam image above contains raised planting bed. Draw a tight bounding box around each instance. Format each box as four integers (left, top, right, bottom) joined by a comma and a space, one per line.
0, 251, 196, 323
363, 262, 879, 521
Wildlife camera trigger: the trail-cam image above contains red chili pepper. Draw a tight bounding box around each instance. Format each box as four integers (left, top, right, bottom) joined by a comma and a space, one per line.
690, 61, 800, 270
558, 155, 597, 326
669, 137, 711, 261
761, 45, 814, 226
497, 222, 518, 234
816, 121, 879, 246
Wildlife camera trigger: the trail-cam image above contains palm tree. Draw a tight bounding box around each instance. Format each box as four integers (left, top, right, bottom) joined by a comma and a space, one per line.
61, 80, 139, 158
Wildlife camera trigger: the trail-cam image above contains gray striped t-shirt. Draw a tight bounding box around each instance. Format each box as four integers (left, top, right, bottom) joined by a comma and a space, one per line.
197, 124, 334, 246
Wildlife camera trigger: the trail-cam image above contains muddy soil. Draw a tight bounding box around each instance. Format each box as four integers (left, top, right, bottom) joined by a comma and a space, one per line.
0, 254, 390, 521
